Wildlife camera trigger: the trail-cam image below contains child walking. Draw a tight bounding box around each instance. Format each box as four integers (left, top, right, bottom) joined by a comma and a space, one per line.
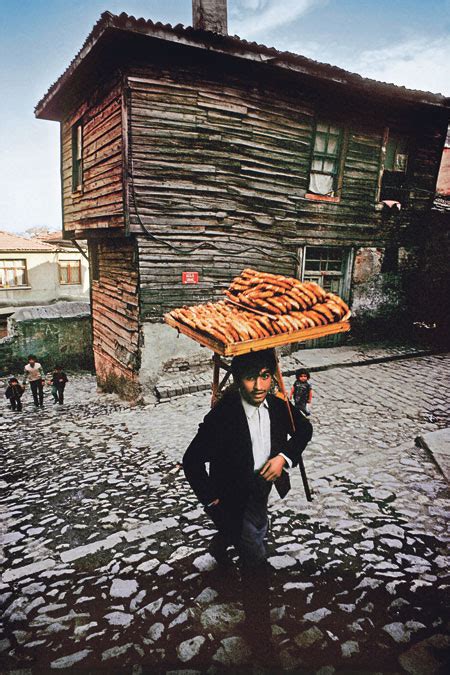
290, 368, 313, 416
23, 355, 45, 407
49, 366, 68, 405
5, 377, 24, 412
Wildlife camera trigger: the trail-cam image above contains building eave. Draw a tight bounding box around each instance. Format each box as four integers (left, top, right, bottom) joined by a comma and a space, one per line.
35, 11, 450, 121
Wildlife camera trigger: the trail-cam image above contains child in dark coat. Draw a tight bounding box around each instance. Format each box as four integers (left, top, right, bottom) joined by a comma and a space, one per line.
290, 368, 313, 416
49, 366, 68, 405
5, 377, 24, 412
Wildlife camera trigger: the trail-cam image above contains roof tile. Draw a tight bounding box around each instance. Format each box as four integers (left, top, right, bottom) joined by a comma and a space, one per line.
0, 231, 57, 252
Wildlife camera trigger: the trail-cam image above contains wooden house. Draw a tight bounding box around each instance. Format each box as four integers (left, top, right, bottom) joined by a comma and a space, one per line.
35, 0, 450, 399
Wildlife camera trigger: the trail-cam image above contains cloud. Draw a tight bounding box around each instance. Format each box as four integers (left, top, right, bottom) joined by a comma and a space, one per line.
282, 34, 450, 97
230, 0, 327, 39
352, 36, 450, 96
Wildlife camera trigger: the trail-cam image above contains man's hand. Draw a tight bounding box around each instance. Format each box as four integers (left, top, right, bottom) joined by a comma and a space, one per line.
260, 455, 286, 482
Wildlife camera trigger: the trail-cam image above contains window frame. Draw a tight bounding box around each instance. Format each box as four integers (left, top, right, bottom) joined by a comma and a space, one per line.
306, 120, 347, 203
58, 259, 82, 285
300, 245, 354, 301
0, 259, 29, 288
377, 127, 410, 203
71, 120, 83, 193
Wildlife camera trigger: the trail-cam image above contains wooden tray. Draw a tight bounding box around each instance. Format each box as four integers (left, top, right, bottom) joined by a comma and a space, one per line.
164, 313, 351, 356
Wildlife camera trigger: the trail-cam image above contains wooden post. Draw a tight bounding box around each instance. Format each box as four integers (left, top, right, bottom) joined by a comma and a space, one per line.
274, 356, 295, 432
211, 352, 221, 407
274, 352, 313, 502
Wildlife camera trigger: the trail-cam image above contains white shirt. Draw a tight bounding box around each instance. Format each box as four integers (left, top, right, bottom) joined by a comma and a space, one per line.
23, 362, 43, 382
240, 395, 292, 471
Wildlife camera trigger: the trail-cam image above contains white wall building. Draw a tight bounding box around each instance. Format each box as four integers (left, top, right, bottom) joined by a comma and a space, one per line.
0, 230, 89, 335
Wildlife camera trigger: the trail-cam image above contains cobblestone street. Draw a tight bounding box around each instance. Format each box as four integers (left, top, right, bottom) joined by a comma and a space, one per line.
1, 353, 449, 674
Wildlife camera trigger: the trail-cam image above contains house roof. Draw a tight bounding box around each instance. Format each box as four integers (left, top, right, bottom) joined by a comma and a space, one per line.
35, 11, 450, 121
36, 231, 61, 242
0, 231, 57, 253
12, 301, 90, 322
35, 231, 85, 248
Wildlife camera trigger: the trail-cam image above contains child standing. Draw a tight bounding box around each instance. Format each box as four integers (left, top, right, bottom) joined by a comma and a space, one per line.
49, 366, 68, 405
290, 368, 313, 416
5, 377, 24, 412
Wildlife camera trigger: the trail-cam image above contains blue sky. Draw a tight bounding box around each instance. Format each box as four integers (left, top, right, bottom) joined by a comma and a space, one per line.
1, 0, 449, 233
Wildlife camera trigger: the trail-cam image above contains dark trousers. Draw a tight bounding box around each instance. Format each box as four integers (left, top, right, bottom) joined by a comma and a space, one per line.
208, 478, 272, 648
30, 379, 44, 406
209, 476, 271, 567
52, 384, 65, 404
10, 397, 22, 412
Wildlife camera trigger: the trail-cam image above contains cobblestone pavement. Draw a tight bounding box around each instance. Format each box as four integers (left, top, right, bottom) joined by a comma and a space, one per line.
1, 354, 449, 674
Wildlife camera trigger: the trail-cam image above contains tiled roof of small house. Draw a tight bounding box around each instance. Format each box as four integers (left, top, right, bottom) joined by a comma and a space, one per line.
0, 231, 57, 252
35, 11, 450, 120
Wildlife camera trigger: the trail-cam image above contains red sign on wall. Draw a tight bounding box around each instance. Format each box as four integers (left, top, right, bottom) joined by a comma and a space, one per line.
182, 271, 199, 284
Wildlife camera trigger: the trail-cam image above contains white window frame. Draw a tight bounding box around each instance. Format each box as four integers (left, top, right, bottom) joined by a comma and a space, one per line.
0, 259, 28, 288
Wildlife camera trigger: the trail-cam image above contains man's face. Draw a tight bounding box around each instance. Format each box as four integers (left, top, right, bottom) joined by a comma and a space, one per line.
28, 359, 35, 366
240, 367, 273, 407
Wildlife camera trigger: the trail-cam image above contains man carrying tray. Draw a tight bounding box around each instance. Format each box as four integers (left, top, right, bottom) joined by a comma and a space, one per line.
183, 348, 312, 653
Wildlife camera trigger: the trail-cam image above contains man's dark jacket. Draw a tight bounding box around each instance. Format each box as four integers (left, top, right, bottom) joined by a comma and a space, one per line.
183, 390, 313, 530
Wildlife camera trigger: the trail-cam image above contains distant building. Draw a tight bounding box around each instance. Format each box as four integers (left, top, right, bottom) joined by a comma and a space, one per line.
0, 230, 89, 336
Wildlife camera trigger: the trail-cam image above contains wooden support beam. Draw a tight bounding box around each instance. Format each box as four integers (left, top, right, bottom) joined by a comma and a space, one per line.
211, 352, 221, 407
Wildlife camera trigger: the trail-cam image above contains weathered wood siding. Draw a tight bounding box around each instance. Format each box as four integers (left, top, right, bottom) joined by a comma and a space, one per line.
128, 66, 315, 319
126, 62, 447, 319
90, 237, 140, 398
410, 117, 449, 209
61, 80, 125, 234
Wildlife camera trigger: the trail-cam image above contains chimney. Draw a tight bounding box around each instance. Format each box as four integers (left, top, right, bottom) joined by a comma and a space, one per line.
192, 0, 228, 35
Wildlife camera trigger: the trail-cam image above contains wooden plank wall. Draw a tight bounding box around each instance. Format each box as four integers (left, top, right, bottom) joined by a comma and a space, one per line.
126, 62, 446, 319
128, 65, 317, 319
61, 80, 125, 234
90, 237, 140, 398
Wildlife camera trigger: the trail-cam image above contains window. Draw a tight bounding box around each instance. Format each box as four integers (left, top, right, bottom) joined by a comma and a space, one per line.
307, 122, 345, 200
71, 121, 83, 192
302, 246, 348, 295
59, 260, 81, 285
299, 245, 353, 347
379, 131, 409, 202
0, 260, 28, 288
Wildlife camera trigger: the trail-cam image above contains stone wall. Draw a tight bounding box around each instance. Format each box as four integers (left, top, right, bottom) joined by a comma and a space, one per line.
350, 246, 407, 340
0, 302, 93, 376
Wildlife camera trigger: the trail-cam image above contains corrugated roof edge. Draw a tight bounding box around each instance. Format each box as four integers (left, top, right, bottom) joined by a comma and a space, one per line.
35, 10, 450, 119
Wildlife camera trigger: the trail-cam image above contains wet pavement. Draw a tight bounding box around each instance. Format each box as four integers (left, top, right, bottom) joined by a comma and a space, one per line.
1, 353, 449, 674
